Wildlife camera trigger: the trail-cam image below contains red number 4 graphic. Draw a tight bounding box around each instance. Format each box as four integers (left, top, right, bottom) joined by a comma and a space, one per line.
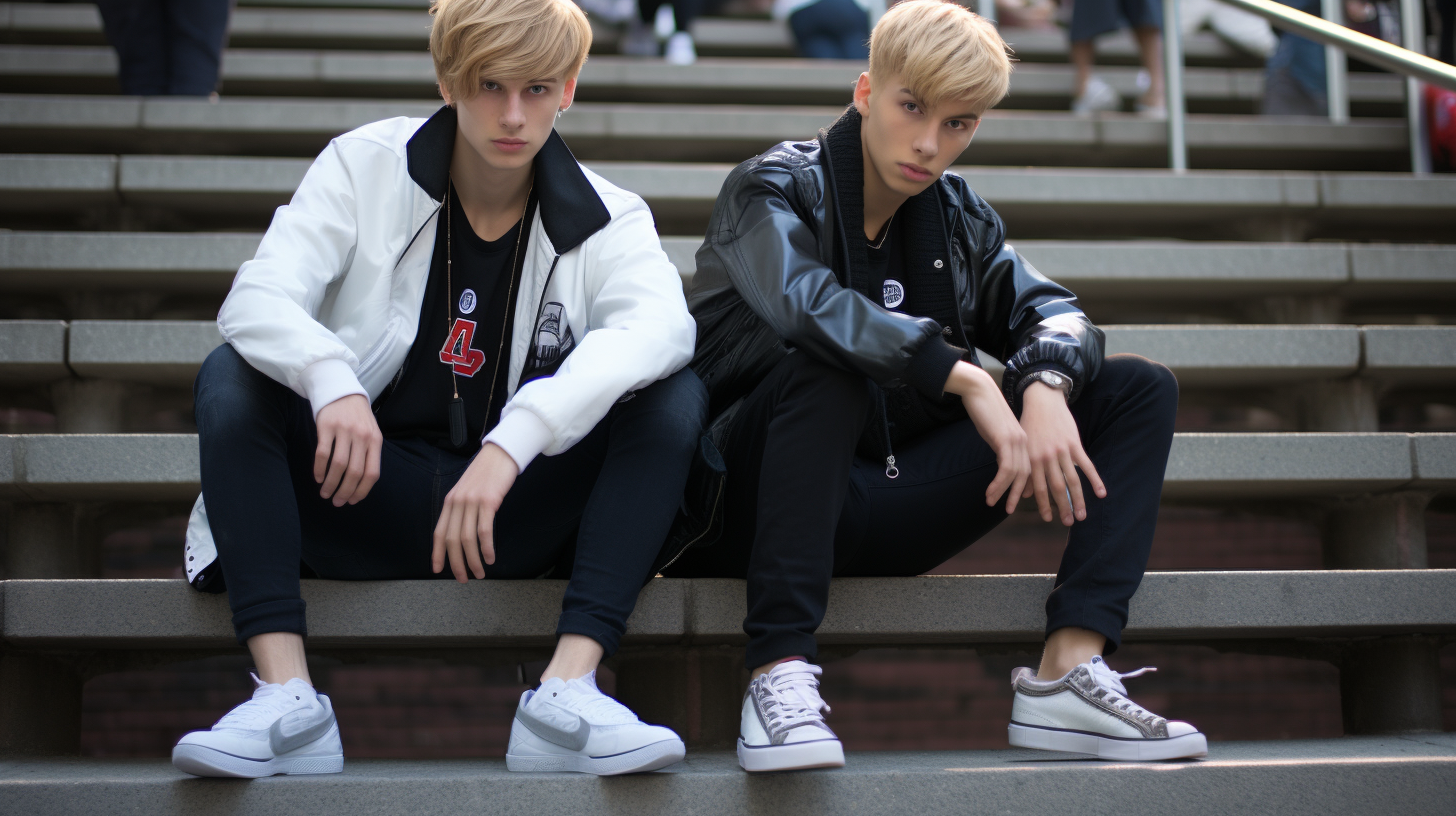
439, 318, 486, 376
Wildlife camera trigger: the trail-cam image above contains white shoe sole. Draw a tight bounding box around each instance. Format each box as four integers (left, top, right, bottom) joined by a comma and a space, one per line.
1008, 722, 1208, 761
506, 737, 685, 775
737, 737, 846, 772
171, 743, 344, 778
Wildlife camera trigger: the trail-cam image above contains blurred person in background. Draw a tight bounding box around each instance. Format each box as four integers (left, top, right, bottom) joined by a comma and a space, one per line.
95, 0, 233, 96
776, 0, 882, 60
1181, 0, 1277, 58
1262, 0, 1329, 115
623, 0, 712, 63
1067, 0, 1168, 116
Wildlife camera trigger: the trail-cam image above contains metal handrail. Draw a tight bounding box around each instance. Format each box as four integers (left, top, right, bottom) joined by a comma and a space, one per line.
1216, 0, 1456, 91
1162, 0, 1454, 172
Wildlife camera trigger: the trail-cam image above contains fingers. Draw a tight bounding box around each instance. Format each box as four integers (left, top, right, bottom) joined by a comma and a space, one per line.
314, 423, 336, 486
431, 513, 447, 575
1005, 447, 1030, 515
1061, 451, 1087, 523
1075, 449, 1108, 499
348, 432, 383, 505
461, 503, 485, 580
319, 433, 350, 499
332, 436, 368, 507
1029, 460, 1054, 522
1045, 453, 1074, 525
442, 500, 467, 582
985, 457, 1015, 507
478, 504, 496, 567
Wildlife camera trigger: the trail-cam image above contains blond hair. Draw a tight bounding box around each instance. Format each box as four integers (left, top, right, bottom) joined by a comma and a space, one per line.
430, 0, 592, 102
868, 0, 1013, 115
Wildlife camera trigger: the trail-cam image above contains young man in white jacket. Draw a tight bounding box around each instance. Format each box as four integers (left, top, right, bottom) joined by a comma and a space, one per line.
172, 0, 703, 778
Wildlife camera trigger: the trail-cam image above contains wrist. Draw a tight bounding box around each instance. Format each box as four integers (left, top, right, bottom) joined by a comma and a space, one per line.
944, 360, 995, 398
1023, 380, 1069, 406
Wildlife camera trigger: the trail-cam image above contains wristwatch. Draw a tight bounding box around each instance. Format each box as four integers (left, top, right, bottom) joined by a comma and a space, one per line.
1020, 369, 1072, 402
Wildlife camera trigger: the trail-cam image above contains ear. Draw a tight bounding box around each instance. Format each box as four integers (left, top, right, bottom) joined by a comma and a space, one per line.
559, 75, 578, 113
852, 72, 871, 117
439, 83, 453, 107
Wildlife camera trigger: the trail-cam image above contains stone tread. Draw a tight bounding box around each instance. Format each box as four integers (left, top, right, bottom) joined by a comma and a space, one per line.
0, 5, 1251, 63
4, 571, 1456, 648
0, 432, 1450, 501
3, 233, 1453, 301
0, 46, 1402, 105
0, 94, 1408, 167
0, 740, 1453, 815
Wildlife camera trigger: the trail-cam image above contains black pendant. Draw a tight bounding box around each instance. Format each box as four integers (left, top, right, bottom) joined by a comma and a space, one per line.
448, 396, 467, 448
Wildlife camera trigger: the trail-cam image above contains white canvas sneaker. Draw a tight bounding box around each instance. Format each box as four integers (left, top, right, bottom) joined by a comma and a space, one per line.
506, 672, 685, 775
737, 660, 845, 772
664, 31, 697, 65
172, 674, 343, 778
1008, 656, 1208, 761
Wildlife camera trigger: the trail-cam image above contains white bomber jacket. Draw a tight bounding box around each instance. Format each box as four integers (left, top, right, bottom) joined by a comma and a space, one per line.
183, 105, 696, 590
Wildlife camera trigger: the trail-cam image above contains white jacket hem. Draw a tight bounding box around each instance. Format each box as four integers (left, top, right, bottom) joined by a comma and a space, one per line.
484, 406, 554, 473
300, 357, 369, 420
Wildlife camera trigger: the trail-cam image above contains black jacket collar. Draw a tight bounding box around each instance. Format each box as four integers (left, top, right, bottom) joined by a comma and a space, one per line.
406, 104, 612, 255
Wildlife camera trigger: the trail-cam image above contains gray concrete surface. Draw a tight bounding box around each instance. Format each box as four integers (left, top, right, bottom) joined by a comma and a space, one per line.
4, 570, 1454, 649
9, 155, 1451, 239
1, 737, 1455, 816
0, 92, 1408, 168
2, 432, 1448, 501
1101, 325, 1361, 385
0, 231, 256, 292
0, 319, 65, 383
67, 321, 223, 386
0, 739, 1452, 815
1362, 327, 1456, 385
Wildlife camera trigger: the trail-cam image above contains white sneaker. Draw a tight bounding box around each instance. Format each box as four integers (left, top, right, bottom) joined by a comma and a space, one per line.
172, 674, 343, 778
1008, 656, 1208, 761
653, 4, 676, 39
664, 31, 697, 65
506, 671, 685, 775
1071, 76, 1121, 116
737, 660, 845, 772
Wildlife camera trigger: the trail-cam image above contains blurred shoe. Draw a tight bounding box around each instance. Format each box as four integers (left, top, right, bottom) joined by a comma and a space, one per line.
665, 31, 697, 65
737, 660, 845, 772
1071, 76, 1120, 116
621, 18, 659, 57
1008, 656, 1207, 761
1135, 101, 1168, 119
654, 3, 677, 39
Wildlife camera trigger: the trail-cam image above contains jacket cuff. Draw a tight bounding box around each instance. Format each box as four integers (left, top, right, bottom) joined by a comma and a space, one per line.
483, 406, 554, 473
1005, 361, 1078, 413
904, 335, 968, 397
299, 358, 368, 420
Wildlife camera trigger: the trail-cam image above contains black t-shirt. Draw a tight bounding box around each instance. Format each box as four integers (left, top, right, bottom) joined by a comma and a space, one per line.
374, 189, 537, 452
866, 214, 906, 314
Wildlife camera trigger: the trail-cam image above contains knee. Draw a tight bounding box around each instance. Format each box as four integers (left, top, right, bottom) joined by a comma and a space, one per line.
1104, 354, 1178, 422
193, 344, 273, 429
631, 366, 708, 443
779, 352, 872, 414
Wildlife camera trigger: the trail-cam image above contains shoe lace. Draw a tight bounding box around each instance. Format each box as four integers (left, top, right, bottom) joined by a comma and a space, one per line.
1088, 658, 1158, 722
213, 685, 298, 732
762, 664, 830, 735
568, 689, 640, 725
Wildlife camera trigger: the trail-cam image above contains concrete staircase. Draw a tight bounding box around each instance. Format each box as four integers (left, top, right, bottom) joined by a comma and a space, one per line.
1, 0, 1454, 811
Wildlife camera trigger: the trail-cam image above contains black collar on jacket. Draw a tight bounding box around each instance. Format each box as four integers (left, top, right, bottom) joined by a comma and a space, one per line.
406, 104, 612, 255
817, 107, 963, 345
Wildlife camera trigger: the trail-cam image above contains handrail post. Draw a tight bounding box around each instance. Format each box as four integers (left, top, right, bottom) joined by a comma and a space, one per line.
978, 0, 996, 25
1400, 0, 1431, 172
1322, 0, 1349, 123
1163, 0, 1188, 171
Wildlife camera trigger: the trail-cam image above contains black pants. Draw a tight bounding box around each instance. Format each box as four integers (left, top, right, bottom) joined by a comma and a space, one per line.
96, 0, 232, 95
667, 352, 1178, 670
194, 344, 706, 656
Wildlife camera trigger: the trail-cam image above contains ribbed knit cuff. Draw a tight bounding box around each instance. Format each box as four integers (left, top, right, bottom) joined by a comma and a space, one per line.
483, 406, 554, 473
299, 358, 367, 420
903, 335, 968, 397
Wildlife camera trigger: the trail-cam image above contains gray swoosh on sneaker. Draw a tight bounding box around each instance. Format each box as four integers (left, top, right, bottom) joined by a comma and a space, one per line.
269, 706, 335, 755
514, 705, 590, 752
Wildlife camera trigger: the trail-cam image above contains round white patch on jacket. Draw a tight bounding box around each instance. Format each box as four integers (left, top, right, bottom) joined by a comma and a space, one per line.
883, 279, 905, 308
459, 288, 477, 314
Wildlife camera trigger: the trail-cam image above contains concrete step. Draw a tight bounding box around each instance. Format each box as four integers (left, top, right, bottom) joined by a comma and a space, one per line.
5, 155, 1452, 240
0, 93, 1408, 169
1, 432, 1450, 503
0, 3, 1257, 65
4, 233, 1454, 321
3, 741, 1454, 814
6, 320, 1454, 393
4, 570, 1455, 650
0, 45, 1403, 112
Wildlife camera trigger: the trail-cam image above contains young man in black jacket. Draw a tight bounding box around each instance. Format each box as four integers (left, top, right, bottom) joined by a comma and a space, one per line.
670, 0, 1205, 772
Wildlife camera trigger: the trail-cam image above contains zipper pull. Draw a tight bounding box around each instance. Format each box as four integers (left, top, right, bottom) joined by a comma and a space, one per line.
885, 455, 899, 479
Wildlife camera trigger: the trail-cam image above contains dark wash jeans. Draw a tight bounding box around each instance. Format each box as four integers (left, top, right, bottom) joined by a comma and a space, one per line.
194, 344, 707, 656
96, 0, 232, 96
666, 352, 1178, 670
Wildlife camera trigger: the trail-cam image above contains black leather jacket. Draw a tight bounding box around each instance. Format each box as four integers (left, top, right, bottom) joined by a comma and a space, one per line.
688, 121, 1104, 452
